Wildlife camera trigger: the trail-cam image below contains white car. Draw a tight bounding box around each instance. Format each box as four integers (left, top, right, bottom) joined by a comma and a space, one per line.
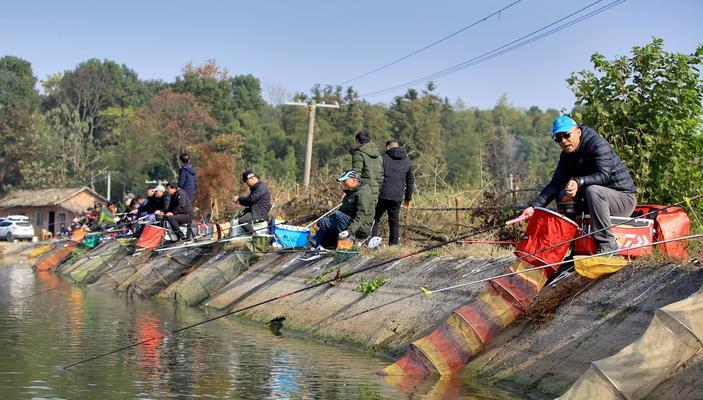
0, 216, 35, 241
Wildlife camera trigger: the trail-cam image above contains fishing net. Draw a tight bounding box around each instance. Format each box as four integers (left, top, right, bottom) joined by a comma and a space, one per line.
27, 243, 53, 259
124, 248, 203, 299
33, 241, 78, 271
55, 240, 115, 275
558, 286, 703, 400
90, 251, 152, 289
172, 250, 250, 306
383, 208, 579, 378
573, 256, 628, 279
69, 241, 130, 284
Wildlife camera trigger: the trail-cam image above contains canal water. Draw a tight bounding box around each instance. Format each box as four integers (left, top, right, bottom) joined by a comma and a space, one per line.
0, 261, 525, 399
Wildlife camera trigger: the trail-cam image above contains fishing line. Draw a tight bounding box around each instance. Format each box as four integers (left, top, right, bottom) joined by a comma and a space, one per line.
62, 217, 515, 369
421, 234, 703, 295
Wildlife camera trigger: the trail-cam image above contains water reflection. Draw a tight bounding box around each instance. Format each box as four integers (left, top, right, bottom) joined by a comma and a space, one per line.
0, 262, 525, 399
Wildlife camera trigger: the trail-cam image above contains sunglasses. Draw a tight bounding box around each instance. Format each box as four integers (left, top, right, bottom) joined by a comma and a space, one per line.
554, 131, 573, 143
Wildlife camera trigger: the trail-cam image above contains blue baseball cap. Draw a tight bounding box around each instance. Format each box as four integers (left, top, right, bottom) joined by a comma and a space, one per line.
336, 170, 361, 181
552, 115, 577, 136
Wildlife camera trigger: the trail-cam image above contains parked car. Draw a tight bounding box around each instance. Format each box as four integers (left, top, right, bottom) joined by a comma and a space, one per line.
0, 216, 35, 241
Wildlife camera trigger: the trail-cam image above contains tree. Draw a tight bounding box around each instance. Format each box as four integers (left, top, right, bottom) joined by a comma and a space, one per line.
0, 56, 41, 192
567, 38, 703, 206
46, 58, 155, 158
143, 89, 217, 177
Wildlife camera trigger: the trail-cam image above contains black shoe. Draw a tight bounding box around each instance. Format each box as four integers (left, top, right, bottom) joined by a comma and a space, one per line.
596, 244, 619, 256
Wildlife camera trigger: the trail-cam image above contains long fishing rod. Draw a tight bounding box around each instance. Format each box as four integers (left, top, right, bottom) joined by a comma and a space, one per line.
305, 203, 342, 229
459, 194, 703, 279
421, 233, 703, 295
62, 216, 522, 369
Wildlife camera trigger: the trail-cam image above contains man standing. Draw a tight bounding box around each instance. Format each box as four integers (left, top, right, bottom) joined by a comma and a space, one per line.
233, 169, 272, 235
351, 131, 384, 200
178, 153, 197, 202
372, 140, 414, 246
302, 170, 374, 260
162, 182, 195, 241
520, 116, 637, 253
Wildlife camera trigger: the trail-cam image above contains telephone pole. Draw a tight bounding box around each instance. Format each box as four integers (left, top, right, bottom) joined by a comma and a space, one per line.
284, 100, 339, 190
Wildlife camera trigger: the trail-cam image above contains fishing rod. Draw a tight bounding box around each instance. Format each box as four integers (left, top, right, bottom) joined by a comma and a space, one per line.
459, 193, 703, 279
305, 203, 342, 229
62, 216, 523, 369
152, 206, 337, 253
420, 233, 703, 295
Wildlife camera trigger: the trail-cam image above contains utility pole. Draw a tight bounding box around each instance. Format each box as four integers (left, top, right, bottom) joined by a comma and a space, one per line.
283, 100, 339, 190
106, 171, 111, 201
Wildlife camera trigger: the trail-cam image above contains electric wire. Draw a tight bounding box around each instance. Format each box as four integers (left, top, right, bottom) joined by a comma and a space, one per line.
361, 0, 626, 98
338, 0, 526, 85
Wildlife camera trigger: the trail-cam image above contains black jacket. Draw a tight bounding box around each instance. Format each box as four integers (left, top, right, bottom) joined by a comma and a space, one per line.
530, 126, 637, 208
379, 147, 414, 202
178, 163, 197, 201
141, 194, 169, 214
166, 188, 194, 216
238, 181, 272, 220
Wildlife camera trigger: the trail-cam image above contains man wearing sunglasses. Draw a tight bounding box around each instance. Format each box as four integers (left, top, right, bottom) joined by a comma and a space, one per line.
519, 115, 637, 254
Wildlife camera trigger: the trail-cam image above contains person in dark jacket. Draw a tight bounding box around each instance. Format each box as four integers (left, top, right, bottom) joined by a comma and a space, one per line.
520, 116, 637, 253
304, 170, 374, 258
178, 153, 197, 202
372, 140, 415, 245
233, 169, 272, 235
161, 182, 195, 241
351, 131, 384, 200
142, 184, 170, 215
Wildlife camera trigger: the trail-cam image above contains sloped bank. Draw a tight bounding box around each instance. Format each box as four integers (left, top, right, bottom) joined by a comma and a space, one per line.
205, 251, 703, 400
3, 241, 702, 399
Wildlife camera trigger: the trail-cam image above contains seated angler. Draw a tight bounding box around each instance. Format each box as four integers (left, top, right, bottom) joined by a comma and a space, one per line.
151, 184, 171, 218
161, 182, 195, 241
233, 169, 272, 235
301, 170, 374, 261
519, 115, 637, 254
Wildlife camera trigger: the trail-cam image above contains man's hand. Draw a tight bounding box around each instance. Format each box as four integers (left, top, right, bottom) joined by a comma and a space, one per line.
519, 206, 535, 220
233, 195, 239, 204
165, 212, 173, 217
403, 200, 411, 208
565, 179, 579, 197
338, 230, 350, 239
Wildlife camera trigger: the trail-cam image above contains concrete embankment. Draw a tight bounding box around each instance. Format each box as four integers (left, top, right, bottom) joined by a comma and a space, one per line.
2, 241, 702, 399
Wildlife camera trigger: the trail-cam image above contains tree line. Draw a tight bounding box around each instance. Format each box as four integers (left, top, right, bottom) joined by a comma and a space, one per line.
0, 38, 700, 213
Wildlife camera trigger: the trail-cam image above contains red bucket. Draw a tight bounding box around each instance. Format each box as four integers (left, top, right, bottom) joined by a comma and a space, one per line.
136, 225, 166, 250
516, 207, 579, 269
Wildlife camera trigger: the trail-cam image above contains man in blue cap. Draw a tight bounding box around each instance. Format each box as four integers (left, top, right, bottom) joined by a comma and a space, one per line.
519, 116, 637, 253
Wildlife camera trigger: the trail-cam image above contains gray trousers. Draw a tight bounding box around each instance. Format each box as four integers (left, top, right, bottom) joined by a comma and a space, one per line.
583, 185, 637, 251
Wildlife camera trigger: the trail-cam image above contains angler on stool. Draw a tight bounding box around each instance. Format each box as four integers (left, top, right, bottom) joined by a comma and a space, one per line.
233, 169, 272, 236
519, 115, 637, 254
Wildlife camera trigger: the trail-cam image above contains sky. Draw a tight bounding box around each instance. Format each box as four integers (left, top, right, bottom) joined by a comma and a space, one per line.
1, 0, 701, 110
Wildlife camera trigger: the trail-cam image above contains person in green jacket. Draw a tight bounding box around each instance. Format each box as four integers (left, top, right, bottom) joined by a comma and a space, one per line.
351, 131, 384, 199
302, 170, 375, 259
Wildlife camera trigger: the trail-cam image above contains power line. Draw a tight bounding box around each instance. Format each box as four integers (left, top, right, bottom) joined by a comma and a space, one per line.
360, 0, 626, 99
337, 0, 526, 86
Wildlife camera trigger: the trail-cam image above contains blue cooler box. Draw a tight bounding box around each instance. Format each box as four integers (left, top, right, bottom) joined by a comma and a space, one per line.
274, 225, 310, 248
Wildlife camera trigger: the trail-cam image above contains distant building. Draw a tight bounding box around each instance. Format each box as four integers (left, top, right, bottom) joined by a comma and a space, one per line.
0, 187, 106, 235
